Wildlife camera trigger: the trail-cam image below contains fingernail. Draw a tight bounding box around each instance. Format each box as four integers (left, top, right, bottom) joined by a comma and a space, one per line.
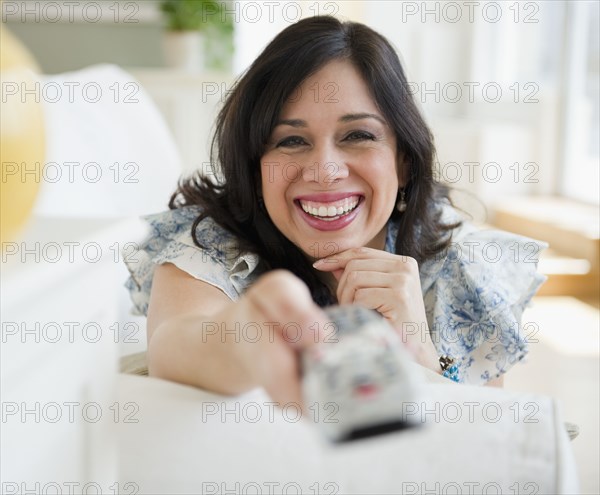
312, 259, 324, 267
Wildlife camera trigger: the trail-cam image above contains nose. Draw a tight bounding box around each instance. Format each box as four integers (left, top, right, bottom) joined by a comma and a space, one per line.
300, 144, 349, 185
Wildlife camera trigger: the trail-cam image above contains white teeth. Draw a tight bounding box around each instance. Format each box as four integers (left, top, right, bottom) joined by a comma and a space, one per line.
299, 197, 360, 219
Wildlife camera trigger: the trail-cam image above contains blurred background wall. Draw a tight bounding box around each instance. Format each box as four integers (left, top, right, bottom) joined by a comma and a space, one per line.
5, 1, 598, 205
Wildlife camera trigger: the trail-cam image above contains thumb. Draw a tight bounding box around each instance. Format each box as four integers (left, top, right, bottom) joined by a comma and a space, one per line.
245, 270, 330, 350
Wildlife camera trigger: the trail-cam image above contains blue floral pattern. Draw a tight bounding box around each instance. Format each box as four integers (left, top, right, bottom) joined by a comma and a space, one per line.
124, 204, 547, 385
124, 205, 264, 316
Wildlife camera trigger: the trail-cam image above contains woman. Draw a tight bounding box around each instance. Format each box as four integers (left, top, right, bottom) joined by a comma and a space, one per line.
124, 16, 546, 406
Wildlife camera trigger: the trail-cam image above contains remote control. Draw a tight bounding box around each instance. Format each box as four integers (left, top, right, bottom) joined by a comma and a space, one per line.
302, 305, 423, 442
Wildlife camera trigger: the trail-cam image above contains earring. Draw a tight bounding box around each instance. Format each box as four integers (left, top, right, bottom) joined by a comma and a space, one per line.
396, 189, 407, 212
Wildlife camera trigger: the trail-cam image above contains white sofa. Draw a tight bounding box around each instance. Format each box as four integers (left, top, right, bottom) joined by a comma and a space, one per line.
117, 366, 579, 494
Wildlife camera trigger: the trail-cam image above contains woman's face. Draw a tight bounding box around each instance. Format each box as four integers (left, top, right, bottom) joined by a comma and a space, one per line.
260, 59, 401, 259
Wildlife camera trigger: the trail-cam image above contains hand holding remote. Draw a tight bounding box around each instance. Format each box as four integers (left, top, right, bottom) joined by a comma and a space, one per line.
302, 305, 424, 443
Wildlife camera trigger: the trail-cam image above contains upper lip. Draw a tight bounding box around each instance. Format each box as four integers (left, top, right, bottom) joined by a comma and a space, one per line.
294, 192, 363, 202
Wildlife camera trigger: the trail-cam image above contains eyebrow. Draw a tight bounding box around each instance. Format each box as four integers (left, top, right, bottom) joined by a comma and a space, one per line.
276, 113, 386, 128
339, 113, 386, 125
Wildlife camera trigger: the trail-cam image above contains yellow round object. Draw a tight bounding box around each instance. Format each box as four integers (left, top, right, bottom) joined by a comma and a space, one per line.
0, 26, 45, 244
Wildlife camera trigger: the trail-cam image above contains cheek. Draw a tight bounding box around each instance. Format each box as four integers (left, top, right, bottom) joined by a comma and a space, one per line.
260, 162, 277, 194
260, 160, 273, 188
260, 162, 290, 214
262, 157, 300, 192
365, 152, 399, 191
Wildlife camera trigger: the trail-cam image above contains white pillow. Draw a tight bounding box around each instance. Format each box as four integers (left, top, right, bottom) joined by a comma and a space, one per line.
34, 64, 182, 218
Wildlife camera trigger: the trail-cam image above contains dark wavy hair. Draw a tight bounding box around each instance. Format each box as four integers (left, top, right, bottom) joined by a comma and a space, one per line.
169, 15, 459, 307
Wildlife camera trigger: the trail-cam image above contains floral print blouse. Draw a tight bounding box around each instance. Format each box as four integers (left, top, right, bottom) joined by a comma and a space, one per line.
123, 204, 547, 385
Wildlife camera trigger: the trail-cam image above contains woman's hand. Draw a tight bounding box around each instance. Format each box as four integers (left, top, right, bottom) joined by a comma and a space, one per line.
313, 247, 440, 373
147, 265, 330, 411
217, 270, 330, 407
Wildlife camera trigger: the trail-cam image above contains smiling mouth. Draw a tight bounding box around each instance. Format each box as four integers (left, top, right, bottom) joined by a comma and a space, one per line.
297, 195, 362, 221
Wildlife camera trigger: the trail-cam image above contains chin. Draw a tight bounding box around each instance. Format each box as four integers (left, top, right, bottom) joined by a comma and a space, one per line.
297, 237, 361, 260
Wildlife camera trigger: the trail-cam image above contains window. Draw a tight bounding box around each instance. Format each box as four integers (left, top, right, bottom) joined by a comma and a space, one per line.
559, 0, 600, 204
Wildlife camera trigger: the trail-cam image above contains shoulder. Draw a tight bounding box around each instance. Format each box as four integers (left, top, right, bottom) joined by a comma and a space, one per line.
420, 204, 547, 306
419, 204, 548, 385
124, 206, 264, 316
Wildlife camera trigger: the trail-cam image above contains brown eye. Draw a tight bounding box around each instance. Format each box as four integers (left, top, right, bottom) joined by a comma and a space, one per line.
277, 136, 307, 147
344, 131, 376, 141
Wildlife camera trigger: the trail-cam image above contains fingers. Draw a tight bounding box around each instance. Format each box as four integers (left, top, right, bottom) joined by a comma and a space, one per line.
337, 271, 395, 304
334, 259, 403, 303
259, 334, 304, 406
314, 248, 439, 373
312, 247, 405, 271
245, 270, 330, 349
316, 251, 423, 337
242, 270, 331, 409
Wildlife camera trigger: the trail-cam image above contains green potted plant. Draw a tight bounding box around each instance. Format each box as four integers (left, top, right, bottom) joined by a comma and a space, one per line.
160, 0, 232, 71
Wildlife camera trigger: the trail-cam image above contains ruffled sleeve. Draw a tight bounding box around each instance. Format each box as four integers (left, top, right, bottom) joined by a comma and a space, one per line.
418, 212, 548, 385
123, 206, 263, 316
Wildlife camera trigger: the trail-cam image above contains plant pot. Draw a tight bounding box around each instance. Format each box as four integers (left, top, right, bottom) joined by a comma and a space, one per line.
163, 31, 204, 72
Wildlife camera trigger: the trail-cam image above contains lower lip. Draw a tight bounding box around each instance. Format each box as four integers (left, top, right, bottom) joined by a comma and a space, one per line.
296, 199, 363, 231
